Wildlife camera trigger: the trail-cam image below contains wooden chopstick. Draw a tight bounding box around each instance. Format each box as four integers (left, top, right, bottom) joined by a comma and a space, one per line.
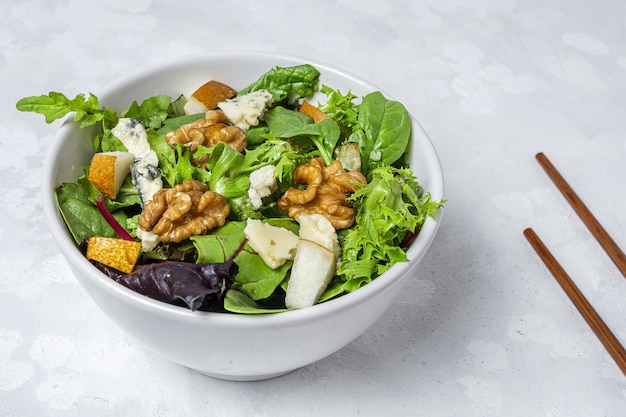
535, 152, 626, 279
524, 227, 626, 376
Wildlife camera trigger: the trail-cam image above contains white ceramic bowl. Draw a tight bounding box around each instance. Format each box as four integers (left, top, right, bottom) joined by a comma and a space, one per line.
41, 51, 444, 381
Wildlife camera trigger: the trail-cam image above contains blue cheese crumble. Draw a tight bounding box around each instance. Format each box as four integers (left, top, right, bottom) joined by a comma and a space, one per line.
111, 118, 163, 249
218, 89, 273, 130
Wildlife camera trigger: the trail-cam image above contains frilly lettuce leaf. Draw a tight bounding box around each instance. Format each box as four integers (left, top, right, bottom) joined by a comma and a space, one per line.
327, 165, 443, 298
317, 85, 359, 139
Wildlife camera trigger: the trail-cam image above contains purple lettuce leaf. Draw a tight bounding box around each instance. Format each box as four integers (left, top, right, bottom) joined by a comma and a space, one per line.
116, 261, 238, 311
80, 239, 238, 311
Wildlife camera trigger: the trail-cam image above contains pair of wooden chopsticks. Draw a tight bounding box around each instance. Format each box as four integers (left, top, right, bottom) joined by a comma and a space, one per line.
524, 152, 626, 376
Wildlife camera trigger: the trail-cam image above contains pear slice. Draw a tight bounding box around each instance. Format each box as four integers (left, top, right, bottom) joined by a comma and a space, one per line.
297, 213, 339, 257
86, 236, 142, 274
88, 151, 134, 199
285, 239, 336, 309
183, 80, 237, 115
285, 214, 339, 309
299, 100, 329, 123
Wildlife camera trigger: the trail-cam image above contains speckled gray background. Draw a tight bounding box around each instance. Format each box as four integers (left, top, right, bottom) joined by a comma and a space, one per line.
2, 0, 625, 415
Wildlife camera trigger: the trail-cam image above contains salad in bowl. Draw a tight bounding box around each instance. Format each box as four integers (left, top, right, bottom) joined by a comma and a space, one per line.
17, 53, 444, 380
19, 58, 442, 315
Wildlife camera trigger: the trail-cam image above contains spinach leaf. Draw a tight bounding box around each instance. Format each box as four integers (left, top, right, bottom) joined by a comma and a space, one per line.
72, 168, 140, 211
233, 250, 293, 300
55, 182, 131, 244
192, 219, 297, 302
350, 91, 411, 176
238, 64, 321, 103
244, 125, 271, 148
263, 106, 340, 165
223, 289, 287, 314
54, 166, 139, 244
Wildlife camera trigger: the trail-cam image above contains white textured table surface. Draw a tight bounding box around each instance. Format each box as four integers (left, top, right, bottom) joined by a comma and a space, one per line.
2, 1, 626, 415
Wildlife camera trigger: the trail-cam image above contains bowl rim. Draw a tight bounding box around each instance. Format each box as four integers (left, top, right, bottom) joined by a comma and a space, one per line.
41, 50, 445, 327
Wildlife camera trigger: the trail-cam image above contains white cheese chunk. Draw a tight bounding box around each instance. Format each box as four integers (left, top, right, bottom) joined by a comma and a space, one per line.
248, 165, 277, 209
244, 219, 299, 269
136, 228, 160, 251
217, 89, 273, 130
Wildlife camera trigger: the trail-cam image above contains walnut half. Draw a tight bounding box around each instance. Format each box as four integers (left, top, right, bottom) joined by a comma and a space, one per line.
138, 179, 230, 243
165, 109, 247, 153
278, 157, 367, 230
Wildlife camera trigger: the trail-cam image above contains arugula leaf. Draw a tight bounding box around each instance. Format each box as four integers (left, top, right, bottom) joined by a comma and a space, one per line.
237, 64, 321, 103
100, 129, 127, 152
167, 94, 188, 118
123, 95, 172, 129
16, 92, 117, 128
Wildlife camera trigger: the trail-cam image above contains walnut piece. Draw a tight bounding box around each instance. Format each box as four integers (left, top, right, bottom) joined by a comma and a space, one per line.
138, 179, 230, 243
165, 109, 247, 153
278, 157, 367, 230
